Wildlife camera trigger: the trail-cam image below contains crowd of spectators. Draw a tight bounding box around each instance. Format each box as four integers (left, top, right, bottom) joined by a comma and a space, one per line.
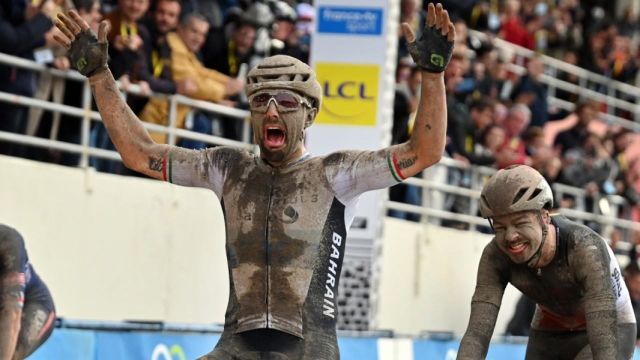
390, 0, 640, 250
1, 0, 640, 241
0, 0, 314, 171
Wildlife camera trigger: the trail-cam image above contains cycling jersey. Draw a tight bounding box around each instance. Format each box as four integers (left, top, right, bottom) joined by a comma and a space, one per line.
458, 215, 636, 360
164, 146, 399, 359
0, 225, 55, 357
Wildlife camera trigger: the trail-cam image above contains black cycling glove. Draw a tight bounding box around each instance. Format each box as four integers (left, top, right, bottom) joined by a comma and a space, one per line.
407, 24, 454, 73
68, 30, 108, 77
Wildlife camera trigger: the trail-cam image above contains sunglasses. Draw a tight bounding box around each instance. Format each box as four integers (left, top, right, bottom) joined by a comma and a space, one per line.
249, 91, 311, 113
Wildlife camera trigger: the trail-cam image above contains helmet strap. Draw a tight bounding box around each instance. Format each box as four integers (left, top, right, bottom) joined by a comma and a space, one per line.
525, 211, 548, 268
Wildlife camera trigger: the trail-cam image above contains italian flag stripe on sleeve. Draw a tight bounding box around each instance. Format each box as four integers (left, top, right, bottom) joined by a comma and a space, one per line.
387, 152, 406, 182
162, 153, 173, 183
162, 156, 168, 182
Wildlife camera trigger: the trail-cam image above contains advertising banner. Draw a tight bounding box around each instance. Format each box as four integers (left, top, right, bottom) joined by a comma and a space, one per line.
26, 328, 640, 359
93, 331, 220, 360
308, 0, 399, 241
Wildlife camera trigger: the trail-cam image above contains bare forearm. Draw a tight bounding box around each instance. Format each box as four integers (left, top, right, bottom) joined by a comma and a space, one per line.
89, 70, 169, 178
409, 72, 446, 169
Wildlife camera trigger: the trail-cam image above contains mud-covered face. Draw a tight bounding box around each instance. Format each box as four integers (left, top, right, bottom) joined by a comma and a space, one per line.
492, 211, 545, 264
249, 90, 312, 166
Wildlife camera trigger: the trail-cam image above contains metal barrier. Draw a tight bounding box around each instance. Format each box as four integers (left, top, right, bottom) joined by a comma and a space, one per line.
0, 52, 254, 169
0, 51, 638, 241
469, 30, 640, 129
387, 156, 640, 242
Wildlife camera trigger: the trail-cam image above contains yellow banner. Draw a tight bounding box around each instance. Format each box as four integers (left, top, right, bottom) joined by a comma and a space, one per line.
315, 63, 379, 126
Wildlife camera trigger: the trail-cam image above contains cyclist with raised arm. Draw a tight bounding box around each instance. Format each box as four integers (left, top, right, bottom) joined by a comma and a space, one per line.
54, 4, 455, 358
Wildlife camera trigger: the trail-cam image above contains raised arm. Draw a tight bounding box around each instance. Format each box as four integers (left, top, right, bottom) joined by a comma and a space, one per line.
388, 3, 455, 180
54, 11, 169, 179
457, 244, 508, 360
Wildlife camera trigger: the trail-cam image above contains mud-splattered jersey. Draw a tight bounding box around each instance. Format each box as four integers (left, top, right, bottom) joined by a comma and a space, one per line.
0, 225, 49, 308
459, 215, 635, 360
164, 146, 398, 349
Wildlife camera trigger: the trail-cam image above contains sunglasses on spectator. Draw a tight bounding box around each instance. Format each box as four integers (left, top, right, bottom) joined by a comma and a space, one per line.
249, 91, 311, 113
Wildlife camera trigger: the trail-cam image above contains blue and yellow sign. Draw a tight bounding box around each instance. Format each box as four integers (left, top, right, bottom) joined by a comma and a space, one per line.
315, 63, 379, 126
317, 7, 383, 35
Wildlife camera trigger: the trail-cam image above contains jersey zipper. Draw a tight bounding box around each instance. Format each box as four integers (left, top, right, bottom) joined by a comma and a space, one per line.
264, 168, 275, 327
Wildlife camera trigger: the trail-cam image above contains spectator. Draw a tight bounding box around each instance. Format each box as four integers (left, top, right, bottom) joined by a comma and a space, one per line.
444, 53, 468, 163
206, 17, 258, 78
26, 0, 73, 147
139, 13, 243, 145
499, 0, 534, 49
558, 133, 615, 214
474, 47, 510, 101
449, 97, 497, 167
49, 0, 103, 166
389, 62, 422, 222
511, 56, 549, 127
92, 0, 153, 173
618, 5, 639, 37
134, 0, 197, 115
475, 124, 505, 165
269, 1, 306, 62
0, 0, 56, 156
105, 0, 151, 86
495, 103, 532, 168
202, 14, 258, 141
554, 101, 598, 155
522, 126, 561, 183
555, 50, 581, 104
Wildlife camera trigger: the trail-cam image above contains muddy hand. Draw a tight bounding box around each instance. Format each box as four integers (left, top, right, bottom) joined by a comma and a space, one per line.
401, 3, 455, 73
54, 10, 109, 77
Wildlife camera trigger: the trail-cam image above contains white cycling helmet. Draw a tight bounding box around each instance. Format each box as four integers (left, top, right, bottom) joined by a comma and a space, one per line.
479, 165, 553, 218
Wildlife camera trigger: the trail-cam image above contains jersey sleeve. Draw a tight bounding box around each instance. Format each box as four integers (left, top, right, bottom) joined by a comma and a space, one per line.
163, 146, 241, 199
458, 241, 509, 359
569, 230, 618, 359
322, 148, 401, 203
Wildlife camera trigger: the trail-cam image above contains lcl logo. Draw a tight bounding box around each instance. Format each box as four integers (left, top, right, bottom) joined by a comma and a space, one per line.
315, 63, 379, 126
323, 81, 375, 100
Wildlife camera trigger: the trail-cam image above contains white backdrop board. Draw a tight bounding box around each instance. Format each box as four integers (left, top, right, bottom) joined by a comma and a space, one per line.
307, 0, 399, 240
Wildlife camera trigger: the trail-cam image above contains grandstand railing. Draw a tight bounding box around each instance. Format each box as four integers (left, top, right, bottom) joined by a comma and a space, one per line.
470, 30, 640, 131
0, 52, 638, 242
0, 52, 254, 169
386, 156, 640, 245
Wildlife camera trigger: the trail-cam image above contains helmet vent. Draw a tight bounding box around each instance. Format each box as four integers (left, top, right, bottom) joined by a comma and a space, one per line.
528, 188, 542, 201
258, 63, 295, 69
512, 187, 528, 204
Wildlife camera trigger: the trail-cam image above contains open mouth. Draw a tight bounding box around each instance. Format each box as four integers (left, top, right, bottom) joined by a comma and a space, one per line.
263, 126, 286, 149
508, 242, 527, 254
